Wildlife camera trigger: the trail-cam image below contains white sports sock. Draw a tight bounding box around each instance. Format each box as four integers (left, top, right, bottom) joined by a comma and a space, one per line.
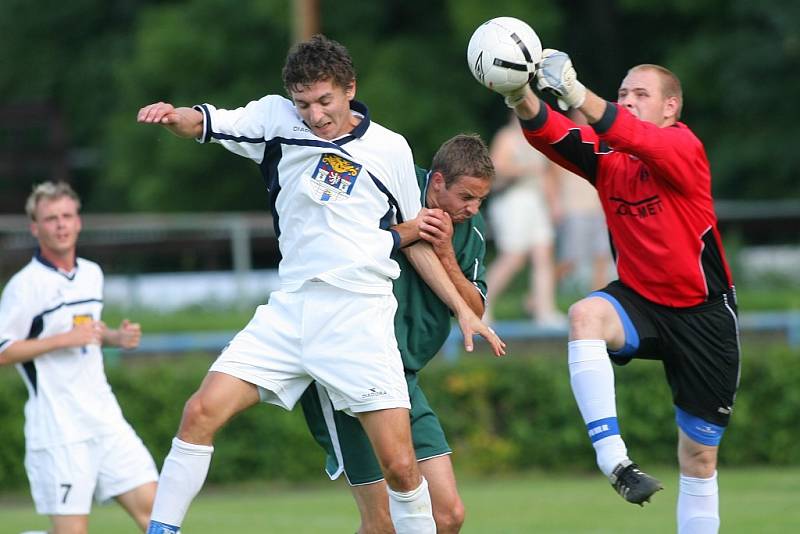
149, 437, 214, 528
568, 339, 628, 476
387, 477, 436, 534
678, 471, 720, 534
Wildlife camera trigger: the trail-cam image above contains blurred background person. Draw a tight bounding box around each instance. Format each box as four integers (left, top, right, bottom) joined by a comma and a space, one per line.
555, 109, 615, 294
0, 181, 156, 534
484, 112, 565, 327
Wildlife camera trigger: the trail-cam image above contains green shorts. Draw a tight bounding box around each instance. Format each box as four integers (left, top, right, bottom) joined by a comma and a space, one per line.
300, 373, 451, 485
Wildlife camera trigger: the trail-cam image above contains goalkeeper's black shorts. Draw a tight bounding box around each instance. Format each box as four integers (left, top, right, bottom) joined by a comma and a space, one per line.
591, 280, 740, 428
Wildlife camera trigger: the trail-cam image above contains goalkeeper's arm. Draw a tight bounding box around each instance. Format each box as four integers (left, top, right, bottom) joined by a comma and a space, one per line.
515, 48, 607, 124
508, 83, 608, 125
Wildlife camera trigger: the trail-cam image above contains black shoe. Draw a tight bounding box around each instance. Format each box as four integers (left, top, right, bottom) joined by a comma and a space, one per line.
609, 460, 663, 506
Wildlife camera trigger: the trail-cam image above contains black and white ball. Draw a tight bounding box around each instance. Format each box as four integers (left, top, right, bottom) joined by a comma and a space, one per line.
467, 17, 542, 93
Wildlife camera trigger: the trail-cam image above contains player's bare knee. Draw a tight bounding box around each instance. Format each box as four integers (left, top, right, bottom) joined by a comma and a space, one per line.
178, 392, 219, 441
569, 299, 603, 337
380, 455, 419, 491
180, 393, 206, 426
680, 447, 717, 478
434, 499, 465, 533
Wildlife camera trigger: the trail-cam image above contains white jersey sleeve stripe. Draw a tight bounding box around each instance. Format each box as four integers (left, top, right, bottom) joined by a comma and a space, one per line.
37, 298, 104, 320
196, 104, 212, 143
369, 172, 404, 223
211, 131, 267, 144
273, 136, 346, 152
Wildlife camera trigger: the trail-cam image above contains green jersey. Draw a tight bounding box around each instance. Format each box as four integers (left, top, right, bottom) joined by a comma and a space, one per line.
300, 166, 488, 485
393, 167, 487, 372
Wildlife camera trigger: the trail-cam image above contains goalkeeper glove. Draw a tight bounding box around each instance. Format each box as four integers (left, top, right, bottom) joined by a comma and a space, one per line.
535, 49, 586, 110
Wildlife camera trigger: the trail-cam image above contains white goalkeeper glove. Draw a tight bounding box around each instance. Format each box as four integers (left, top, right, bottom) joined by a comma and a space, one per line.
535, 49, 586, 110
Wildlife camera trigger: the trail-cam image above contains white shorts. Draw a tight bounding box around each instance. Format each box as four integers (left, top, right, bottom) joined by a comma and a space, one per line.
210, 280, 408, 415
25, 424, 157, 515
488, 185, 554, 252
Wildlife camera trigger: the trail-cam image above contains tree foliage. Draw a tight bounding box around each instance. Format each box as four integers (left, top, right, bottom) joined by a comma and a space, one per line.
666, 0, 800, 198
2, 0, 798, 212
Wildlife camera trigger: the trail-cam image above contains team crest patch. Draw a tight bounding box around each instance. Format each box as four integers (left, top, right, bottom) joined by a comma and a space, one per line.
72, 314, 93, 326
311, 153, 361, 202
73, 314, 93, 354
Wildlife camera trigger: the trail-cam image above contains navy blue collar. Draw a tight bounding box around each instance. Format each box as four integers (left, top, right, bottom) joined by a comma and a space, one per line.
333, 100, 370, 146
348, 100, 370, 138
34, 249, 77, 279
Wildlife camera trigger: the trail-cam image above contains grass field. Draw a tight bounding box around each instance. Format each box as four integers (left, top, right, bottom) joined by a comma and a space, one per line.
2, 466, 797, 533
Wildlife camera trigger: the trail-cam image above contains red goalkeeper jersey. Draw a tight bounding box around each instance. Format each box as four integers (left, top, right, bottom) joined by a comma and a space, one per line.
521, 101, 733, 307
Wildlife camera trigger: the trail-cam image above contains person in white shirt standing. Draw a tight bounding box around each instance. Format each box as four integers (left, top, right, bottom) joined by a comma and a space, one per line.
137, 34, 503, 534
0, 181, 157, 534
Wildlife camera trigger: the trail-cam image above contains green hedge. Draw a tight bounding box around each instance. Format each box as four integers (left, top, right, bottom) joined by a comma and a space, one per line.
0, 344, 798, 491
427, 344, 800, 474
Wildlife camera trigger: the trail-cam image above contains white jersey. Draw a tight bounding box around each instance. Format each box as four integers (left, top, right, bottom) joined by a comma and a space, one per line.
0, 254, 127, 449
195, 96, 421, 295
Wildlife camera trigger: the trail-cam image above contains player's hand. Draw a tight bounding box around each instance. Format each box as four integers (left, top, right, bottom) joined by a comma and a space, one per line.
412, 207, 444, 236
137, 102, 203, 138
137, 101, 180, 124
419, 209, 454, 257
64, 320, 104, 348
535, 49, 587, 110
454, 309, 506, 357
116, 319, 142, 350
394, 208, 444, 248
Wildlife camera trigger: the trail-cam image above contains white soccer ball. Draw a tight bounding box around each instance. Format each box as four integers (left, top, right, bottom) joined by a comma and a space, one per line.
467, 17, 542, 93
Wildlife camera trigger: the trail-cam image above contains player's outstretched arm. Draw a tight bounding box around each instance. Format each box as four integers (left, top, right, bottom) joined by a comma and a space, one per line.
534, 49, 606, 122
137, 101, 204, 139
0, 321, 104, 365
403, 241, 505, 356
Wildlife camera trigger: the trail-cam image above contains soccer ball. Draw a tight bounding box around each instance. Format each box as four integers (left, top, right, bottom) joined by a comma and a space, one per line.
467, 17, 542, 93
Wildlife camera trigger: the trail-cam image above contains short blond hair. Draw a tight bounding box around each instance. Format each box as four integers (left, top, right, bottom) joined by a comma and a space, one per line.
25, 181, 81, 221
629, 64, 683, 119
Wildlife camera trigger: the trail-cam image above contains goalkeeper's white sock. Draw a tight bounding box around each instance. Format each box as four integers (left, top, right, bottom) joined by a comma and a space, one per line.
568, 340, 628, 477
678, 471, 720, 534
147, 437, 213, 533
387, 477, 436, 534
